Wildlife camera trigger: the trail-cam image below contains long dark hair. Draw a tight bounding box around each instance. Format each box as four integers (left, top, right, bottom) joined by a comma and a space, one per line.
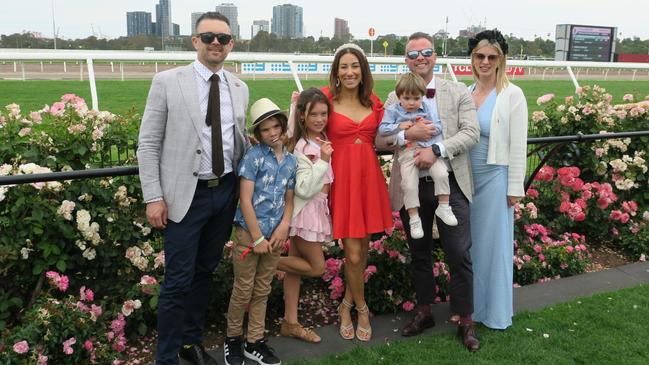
328, 46, 374, 108
289, 88, 331, 153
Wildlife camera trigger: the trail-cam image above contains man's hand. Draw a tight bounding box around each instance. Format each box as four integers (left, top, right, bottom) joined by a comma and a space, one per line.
405, 118, 436, 142
146, 200, 168, 229
269, 222, 290, 251
414, 147, 436, 169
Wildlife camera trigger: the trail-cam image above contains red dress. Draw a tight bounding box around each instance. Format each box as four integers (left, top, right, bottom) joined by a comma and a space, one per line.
322, 87, 393, 239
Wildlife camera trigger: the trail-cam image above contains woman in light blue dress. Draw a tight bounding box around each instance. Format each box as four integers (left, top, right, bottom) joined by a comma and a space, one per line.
466, 30, 528, 329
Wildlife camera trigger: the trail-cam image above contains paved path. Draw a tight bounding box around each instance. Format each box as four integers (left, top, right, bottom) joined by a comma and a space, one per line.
170, 261, 649, 364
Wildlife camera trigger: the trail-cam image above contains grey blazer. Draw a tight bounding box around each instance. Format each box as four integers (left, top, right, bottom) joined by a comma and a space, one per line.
375, 78, 479, 210
137, 64, 250, 222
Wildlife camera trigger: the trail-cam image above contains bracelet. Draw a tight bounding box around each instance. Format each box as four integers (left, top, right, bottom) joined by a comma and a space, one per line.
253, 235, 266, 247
240, 236, 266, 260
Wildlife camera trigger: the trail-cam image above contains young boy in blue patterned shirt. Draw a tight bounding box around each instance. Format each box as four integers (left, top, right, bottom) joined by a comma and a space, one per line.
224, 98, 297, 365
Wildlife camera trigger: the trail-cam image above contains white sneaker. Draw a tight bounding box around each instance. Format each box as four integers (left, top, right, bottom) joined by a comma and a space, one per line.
409, 216, 424, 239
435, 205, 458, 226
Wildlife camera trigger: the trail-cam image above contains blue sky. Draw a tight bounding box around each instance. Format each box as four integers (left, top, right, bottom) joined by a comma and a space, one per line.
1, 0, 647, 41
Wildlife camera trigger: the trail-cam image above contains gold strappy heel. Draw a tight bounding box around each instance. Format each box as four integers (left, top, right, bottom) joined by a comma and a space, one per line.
338, 298, 354, 340
355, 303, 372, 341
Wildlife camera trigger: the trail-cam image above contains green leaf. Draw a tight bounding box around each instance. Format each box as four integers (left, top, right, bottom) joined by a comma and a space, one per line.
149, 295, 158, 309
56, 259, 66, 272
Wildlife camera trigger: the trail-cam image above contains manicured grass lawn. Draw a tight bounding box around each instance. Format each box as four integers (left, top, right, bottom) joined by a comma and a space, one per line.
1, 79, 648, 127
293, 284, 649, 365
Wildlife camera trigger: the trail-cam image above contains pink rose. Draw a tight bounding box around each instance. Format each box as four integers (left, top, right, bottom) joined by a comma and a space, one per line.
62, 337, 76, 355
402, 301, 415, 312
13, 340, 29, 354
84, 340, 94, 351
566, 246, 574, 253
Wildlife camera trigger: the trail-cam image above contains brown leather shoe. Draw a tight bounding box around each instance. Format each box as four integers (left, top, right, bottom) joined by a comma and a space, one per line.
457, 322, 480, 352
401, 304, 435, 337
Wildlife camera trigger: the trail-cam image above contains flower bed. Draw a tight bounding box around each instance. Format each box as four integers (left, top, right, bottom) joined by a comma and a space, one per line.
1, 87, 648, 363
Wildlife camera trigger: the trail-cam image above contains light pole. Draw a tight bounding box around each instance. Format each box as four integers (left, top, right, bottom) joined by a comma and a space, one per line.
51, 0, 57, 49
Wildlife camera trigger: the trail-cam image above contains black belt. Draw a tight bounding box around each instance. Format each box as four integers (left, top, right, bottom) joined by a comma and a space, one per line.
197, 172, 233, 188
420, 171, 454, 183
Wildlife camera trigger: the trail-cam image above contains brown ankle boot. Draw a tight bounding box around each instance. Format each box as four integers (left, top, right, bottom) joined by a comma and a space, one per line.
458, 322, 480, 352
401, 304, 435, 337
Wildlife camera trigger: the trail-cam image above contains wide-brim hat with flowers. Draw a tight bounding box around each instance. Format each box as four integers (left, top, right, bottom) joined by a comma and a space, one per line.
249, 98, 288, 132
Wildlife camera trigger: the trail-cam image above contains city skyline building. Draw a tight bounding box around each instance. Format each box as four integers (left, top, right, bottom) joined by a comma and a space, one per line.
191, 12, 203, 34
334, 17, 349, 40
215, 3, 240, 39
251, 19, 270, 39
155, 0, 172, 37
126, 11, 152, 37
271, 4, 303, 39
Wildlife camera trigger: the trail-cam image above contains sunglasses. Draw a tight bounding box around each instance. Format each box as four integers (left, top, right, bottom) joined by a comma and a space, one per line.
197, 32, 232, 45
473, 53, 499, 62
406, 48, 434, 59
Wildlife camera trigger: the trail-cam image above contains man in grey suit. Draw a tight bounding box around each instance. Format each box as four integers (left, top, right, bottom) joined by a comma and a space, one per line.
137, 12, 249, 365
376, 32, 481, 351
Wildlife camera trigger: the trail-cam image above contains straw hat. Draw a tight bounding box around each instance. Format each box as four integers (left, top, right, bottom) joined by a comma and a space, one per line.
249, 98, 287, 132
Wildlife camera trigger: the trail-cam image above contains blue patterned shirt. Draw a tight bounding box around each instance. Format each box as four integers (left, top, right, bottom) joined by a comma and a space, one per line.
234, 143, 297, 238
378, 102, 442, 148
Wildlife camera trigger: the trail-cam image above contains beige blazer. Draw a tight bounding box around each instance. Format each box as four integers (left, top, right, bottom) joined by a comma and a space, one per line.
137, 64, 250, 222
375, 78, 480, 211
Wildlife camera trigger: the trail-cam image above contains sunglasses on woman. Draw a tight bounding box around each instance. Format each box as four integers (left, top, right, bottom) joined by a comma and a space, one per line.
406, 48, 434, 59
197, 32, 233, 45
473, 53, 499, 62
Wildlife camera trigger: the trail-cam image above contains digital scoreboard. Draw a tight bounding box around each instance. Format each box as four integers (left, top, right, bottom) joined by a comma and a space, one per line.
555, 24, 617, 62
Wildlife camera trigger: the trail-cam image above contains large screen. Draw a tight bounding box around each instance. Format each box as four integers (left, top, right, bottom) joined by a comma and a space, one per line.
568, 25, 615, 61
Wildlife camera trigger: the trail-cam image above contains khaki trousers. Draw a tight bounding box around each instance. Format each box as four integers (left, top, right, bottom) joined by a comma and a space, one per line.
398, 146, 450, 210
226, 226, 280, 341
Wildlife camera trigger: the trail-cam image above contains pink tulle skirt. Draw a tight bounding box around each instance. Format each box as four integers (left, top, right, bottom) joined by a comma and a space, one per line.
289, 192, 332, 243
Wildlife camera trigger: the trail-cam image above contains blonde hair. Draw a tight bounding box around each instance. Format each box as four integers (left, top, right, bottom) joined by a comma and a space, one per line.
471, 39, 509, 93
395, 72, 427, 97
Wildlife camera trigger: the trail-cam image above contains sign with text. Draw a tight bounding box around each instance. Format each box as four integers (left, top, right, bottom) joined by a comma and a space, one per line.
450, 65, 526, 76
568, 25, 615, 62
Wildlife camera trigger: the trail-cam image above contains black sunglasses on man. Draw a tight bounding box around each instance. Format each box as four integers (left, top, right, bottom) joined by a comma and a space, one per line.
197, 32, 233, 45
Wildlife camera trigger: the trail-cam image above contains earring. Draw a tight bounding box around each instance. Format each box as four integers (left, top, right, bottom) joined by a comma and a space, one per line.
336, 78, 341, 88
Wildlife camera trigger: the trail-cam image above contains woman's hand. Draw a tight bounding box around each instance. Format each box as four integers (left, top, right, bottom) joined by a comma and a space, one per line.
507, 196, 521, 207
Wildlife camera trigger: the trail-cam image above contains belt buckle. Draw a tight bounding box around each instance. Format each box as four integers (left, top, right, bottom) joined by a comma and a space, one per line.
424, 175, 434, 182
207, 178, 220, 188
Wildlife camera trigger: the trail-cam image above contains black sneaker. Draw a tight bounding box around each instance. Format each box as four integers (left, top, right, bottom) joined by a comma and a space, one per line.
223, 336, 245, 365
244, 338, 281, 365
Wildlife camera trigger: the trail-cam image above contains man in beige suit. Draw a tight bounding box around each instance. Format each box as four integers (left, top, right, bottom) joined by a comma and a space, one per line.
137, 12, 249, 365
376, 32, 481, 351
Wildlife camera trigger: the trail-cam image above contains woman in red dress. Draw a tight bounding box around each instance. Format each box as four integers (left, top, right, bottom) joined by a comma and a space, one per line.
324, 44, 393, 342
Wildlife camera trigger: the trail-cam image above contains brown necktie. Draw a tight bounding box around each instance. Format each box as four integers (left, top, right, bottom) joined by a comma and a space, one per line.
206, 74, 224, 177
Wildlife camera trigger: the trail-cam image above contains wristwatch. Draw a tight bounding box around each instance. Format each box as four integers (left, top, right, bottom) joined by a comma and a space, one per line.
431, 144, 442, 157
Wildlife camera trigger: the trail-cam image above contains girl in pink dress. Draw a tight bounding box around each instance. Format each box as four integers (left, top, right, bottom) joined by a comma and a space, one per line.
277, 88, 334, 343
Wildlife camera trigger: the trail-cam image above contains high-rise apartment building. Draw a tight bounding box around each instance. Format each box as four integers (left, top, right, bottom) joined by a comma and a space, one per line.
271, 4, 303, 39
191, 12, 203, 34
126, 11, 152, 37
215, 3, 240, 39
334, 18, 350, 40
251, 20, 270, 38
155, 0, 172, 37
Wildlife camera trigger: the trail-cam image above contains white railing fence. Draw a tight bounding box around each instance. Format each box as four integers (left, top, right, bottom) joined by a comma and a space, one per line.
2, 49, 649, 110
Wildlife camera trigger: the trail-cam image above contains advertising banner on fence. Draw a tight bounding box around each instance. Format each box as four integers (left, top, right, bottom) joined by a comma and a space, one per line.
451, 65, 526, 76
